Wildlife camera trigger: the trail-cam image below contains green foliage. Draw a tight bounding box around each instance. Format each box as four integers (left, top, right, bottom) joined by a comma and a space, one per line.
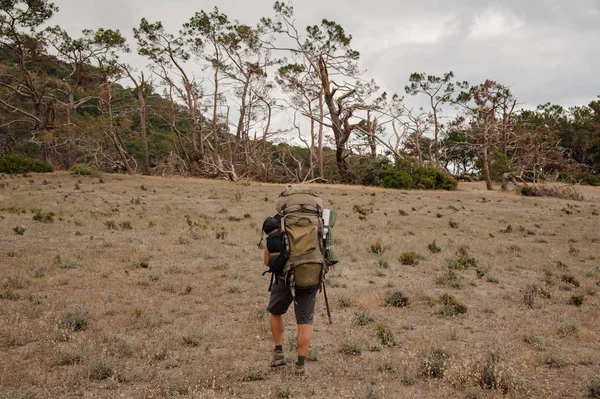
32, 210, 55, 223
438, 293, 468, 316
375, 324, 396, 346
449, 248, 477, 270
381, 160, 457, 190
70, 164, 102, 176
353, 311, 374, 326
575, 172, 600, 186
428, 240, 441, 253
560, 274, 580, 288
399, 252, 424, 265
13, 225, 26, 235
489, 151, 516, 182
359, 157, 393, 186
570, 295, 585, 307
0, 154, 54, 174
385, 290, 410, 307
369, 241, 384, 255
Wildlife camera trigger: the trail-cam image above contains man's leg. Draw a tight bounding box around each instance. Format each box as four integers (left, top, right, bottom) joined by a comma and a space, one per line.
270, 314, 284, 347
267, 281, 293, 368
297, 324, 312, 356
293, 285, 319, 375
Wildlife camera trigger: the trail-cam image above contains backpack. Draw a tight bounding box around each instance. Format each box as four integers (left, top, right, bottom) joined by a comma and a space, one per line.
262, 184, 338, 323
276, 184, 325, 288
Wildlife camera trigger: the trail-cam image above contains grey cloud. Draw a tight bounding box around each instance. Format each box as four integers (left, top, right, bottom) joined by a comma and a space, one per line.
47, 0, 599, 108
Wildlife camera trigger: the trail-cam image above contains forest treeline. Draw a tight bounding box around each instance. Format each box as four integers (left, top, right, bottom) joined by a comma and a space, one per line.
1, 1, 599, 188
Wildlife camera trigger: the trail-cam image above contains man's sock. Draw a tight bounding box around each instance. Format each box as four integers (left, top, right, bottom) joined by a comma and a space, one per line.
275, 345, 283, 352
297, 355, 306, 366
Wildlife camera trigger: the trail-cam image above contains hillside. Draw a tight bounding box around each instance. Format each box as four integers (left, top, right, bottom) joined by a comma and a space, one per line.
1, 173, 599, 398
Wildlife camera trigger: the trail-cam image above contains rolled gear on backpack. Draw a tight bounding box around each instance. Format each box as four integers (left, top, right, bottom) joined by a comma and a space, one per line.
321, 209, 339, 266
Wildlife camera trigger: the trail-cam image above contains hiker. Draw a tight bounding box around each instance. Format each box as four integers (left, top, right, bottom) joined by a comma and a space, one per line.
261, 184, 337, 376
264, 244, 318, 376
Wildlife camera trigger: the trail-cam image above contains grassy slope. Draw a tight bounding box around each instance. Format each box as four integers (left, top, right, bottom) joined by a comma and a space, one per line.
1, 173, 599, 398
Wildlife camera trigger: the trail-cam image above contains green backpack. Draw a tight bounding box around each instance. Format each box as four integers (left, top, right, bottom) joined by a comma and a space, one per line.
275, 184, 326, 288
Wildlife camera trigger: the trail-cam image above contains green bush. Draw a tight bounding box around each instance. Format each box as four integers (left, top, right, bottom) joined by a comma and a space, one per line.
381, 161, 457, 191
576, 172, 600, 186
0, 153, 53, 174
438, 293, 468, 317
488, 151, 516, 182
70, 164, 102, 176
360, 157, 393, 186
384, 290, 410, 307
382, 168, 413, 189
400, 251, 424, 265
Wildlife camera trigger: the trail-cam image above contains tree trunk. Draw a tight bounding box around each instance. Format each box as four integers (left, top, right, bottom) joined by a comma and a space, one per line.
482, 127, 492, 190
137, 88, 150, 175
104, 82, 135, 175
318, 89, 324, 178
234, 74, 250, 163
432, 106, 439, 166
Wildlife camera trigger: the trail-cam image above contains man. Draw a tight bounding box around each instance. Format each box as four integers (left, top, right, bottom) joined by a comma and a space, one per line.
264, 246, 319, 376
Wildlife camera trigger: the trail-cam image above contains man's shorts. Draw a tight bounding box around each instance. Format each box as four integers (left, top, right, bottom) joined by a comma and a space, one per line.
267, 279, 319, 325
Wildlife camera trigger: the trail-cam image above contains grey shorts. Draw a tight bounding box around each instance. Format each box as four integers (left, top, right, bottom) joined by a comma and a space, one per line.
267, 279, 319, 325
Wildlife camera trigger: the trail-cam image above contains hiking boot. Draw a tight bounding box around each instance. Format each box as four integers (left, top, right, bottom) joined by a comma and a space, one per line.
271, 351, 286, 368
294, 363, 305, 376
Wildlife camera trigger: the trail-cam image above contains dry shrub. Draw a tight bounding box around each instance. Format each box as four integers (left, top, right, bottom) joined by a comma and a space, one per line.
62, 304, 89, 331
476, 350, 518, 394
519, 184, 584, 201
421, 347, 451, 378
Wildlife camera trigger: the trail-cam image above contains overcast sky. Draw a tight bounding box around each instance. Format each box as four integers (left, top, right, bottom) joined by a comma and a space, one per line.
47, 0, 600, 110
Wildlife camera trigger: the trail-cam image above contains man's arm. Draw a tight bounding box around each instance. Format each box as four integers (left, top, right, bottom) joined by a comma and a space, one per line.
264, 247, 269, 267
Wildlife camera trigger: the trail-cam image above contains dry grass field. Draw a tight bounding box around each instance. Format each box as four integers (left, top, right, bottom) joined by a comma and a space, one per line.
1, 172, 599, 398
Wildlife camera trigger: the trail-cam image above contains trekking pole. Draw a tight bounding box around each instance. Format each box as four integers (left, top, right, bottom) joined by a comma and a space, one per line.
322, 280, 333, 324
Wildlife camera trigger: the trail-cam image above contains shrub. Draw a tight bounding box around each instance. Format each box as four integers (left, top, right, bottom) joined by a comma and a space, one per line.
375, 324, 396, 346
340, 341, 362, 356
338, 294, 353, 308
428, 240, 441, 253
435, 269, 463, 289
570, 295, 585, 307
104, 220, 118, 230
384, 290, 410, 307
381, 161, 458, 191
478, 350, 514, 394
560, 274, 580, 287
119, 221, 133, 230
70, 164, 101, 176
32, 210, 54, 223
242, 366, 265, 381
589, 377, 600, 398
0, 153, 53, 174
353, 311, 375, 326
369, 241, 385, 255
89, 359, 114, 380
519, 184, 584, 201
421, 347, 451, 378
63, 304, 89, 331
399, 251, 424, 265
13, 225, 26, 235
438, 293, 467, 317
523, 284, 540, 308
449, 248, 477, 270
575, 171, 600, 186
